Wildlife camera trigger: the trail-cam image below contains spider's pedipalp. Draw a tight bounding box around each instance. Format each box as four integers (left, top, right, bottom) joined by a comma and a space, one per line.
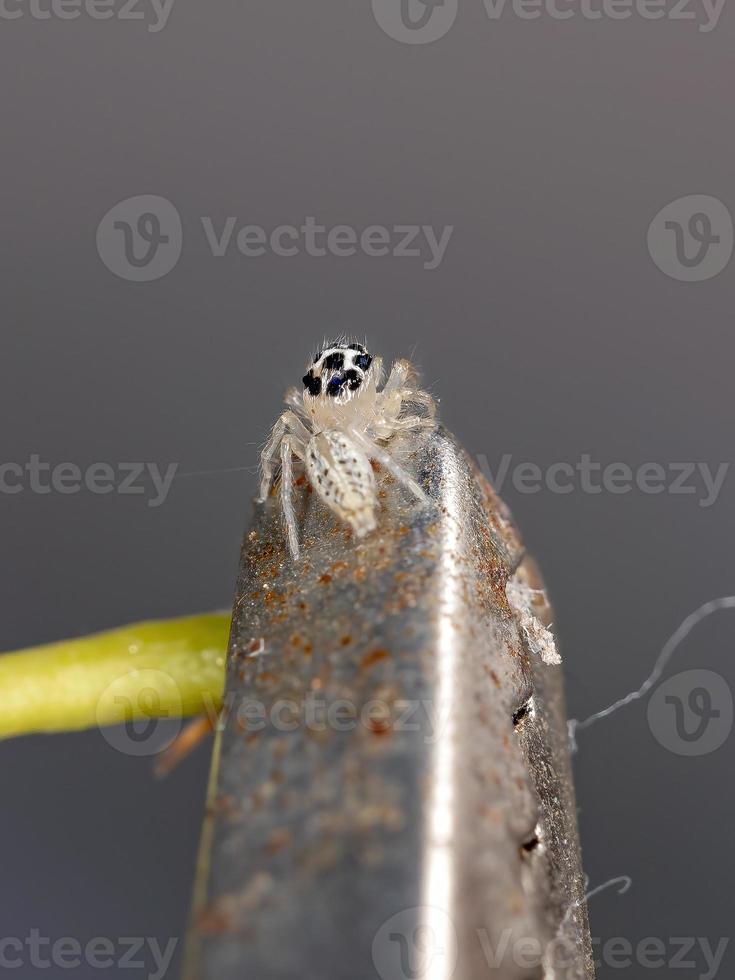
381, 358, 416, 396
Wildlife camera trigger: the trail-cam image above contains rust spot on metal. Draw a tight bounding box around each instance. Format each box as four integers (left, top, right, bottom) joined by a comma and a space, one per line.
256, 671, 279, 687
366, 716, 392, 736
196, 898, 236, 936
265, 828, 292, 855
360, 649, 390, 670
264, 591, 286, 606
206, 794, 235, 818
318, 573, 332, 585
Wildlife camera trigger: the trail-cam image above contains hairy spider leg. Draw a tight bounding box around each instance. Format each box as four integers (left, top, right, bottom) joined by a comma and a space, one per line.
348, 427, 430, 506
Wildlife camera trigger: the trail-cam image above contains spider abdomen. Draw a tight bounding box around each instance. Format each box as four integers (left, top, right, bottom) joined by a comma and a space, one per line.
305, 431, 377, 537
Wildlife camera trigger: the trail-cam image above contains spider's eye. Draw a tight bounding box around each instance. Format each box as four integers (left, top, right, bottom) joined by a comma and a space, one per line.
344, 369, 361, 391
322, 352, 344, 372
354, 354, 372, 372
326, 375, 345, 397
303, 373, 322, 396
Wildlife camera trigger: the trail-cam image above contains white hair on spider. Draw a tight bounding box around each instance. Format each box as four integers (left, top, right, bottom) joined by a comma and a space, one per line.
256, 341, 437, 559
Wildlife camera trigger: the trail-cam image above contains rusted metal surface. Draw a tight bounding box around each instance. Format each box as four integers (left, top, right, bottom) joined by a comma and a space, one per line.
185, 425, 593, 980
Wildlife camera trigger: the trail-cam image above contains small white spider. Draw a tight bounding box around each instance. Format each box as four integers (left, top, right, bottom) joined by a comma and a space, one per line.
257, 341, 437, 559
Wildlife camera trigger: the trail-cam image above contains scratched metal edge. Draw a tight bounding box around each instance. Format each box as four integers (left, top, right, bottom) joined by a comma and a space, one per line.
511, 557, 594, 979
181, 731, 223, 980
182, 601, 242, 980
186, 425, 593, 980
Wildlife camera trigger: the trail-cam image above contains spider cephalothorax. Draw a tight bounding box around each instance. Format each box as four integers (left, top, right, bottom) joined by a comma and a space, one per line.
258, 342, 437, 558
302, 342, 374, 401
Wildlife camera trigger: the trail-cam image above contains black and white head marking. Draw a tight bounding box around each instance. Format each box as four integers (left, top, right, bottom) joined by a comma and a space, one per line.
302, 342, 373, 400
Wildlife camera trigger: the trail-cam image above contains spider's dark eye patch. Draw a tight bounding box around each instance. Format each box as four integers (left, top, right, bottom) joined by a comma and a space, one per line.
354, 354, 372, 372
344, 369, 362, 391
322, 352, 345, 372
326, 375, 346, 397
303, 373, 322, 396
348, 343, 367, 354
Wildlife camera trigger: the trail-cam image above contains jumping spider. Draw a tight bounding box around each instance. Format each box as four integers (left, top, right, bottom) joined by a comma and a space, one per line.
257, 342, 437, 558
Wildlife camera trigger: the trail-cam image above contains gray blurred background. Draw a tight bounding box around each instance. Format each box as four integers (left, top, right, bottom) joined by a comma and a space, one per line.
1, 0, 734, 976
